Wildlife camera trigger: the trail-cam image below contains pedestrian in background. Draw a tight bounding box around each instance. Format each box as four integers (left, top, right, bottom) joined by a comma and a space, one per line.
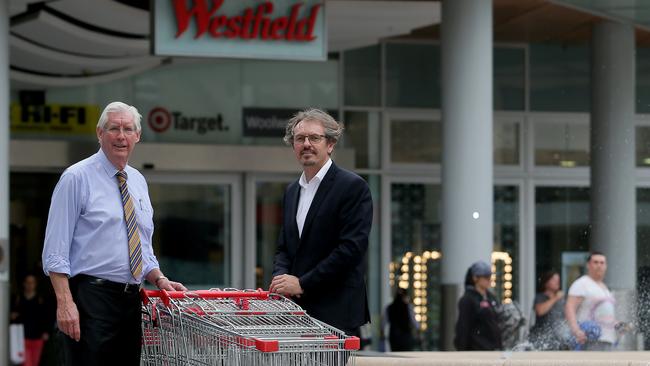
565, 252, 622, 350
10, 274, 50, 366
454, 260, 502, 351
382, 287, 418, 351
528, 270, 568, 350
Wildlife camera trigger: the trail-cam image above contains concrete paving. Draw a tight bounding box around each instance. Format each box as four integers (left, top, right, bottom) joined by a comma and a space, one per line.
355, 351, 650, 365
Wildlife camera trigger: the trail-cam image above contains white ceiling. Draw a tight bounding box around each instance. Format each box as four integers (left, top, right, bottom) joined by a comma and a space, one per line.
8, 0, 439, 88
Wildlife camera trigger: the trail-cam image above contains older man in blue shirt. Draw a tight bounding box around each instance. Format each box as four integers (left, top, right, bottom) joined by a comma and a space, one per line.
42, 101, 186, 366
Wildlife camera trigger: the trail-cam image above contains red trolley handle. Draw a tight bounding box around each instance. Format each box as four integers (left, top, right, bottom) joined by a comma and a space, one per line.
141, 289, 270, 308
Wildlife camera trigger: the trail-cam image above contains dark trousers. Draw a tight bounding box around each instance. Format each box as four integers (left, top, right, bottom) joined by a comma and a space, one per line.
63, 275, 141, 366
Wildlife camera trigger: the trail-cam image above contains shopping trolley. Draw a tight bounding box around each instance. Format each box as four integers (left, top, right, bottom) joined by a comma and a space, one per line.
140, 288, 360, 365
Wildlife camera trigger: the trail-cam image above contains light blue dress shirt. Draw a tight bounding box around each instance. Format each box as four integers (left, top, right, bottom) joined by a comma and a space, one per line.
42, 149, 159, 284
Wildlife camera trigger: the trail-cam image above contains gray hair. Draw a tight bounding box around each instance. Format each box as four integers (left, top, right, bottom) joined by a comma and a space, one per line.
283, 108, 344, 146
96, 101, 142, 131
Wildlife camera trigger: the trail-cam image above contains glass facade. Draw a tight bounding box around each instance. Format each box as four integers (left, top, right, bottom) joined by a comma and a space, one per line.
344, 45, 381, 107
11, 32, 650, 354
530, 43, 591, 112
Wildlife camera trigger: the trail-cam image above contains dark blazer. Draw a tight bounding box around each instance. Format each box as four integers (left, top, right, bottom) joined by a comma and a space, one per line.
272, 162, 373, 332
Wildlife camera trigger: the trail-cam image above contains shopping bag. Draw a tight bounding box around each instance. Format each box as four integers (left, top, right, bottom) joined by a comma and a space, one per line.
10, 323, 25, 364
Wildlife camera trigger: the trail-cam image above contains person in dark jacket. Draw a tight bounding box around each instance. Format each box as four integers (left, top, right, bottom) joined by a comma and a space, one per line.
10, 274, 50, 366
383, 288, 418, 351
454, 261, 503, 351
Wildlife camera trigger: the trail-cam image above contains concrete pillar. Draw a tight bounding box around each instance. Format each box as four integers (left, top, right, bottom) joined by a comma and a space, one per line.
0, 0, 9, 364
440, 0, 493, 351
590, 20, 636, 349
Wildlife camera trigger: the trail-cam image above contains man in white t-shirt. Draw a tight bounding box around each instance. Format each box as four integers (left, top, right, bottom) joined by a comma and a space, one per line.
565, 252, 618, 350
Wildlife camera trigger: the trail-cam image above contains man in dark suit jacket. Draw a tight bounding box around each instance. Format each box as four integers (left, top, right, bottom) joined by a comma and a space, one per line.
270, 108, 373, 336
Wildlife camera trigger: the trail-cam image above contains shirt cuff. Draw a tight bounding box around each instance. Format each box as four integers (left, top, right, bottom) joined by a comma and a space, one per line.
43, 255, 70, 276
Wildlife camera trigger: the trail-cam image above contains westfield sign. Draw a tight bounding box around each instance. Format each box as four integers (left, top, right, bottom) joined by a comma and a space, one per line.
154, 0, 327, 60
173, 0, 323, 42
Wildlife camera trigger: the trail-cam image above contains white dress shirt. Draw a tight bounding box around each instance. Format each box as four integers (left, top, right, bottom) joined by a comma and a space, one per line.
296, 158, 332, 237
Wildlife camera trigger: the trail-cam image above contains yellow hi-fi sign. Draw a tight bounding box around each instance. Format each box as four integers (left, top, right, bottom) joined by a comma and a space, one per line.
10, 103, 100, 135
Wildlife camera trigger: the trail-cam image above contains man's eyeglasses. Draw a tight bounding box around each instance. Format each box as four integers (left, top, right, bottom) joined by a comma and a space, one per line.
105, 126, 137, 136
294, 134, 326, 144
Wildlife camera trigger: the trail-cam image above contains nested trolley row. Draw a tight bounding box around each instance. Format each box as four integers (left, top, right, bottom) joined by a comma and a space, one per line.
140, 288, 359, 365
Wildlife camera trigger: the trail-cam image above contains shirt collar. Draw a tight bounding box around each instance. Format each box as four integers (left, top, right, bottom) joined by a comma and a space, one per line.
299, 158, 332, 188
96, 148, 127, 178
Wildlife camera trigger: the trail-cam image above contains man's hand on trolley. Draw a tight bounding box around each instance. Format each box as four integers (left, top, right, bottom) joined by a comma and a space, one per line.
270, 274, 304, 298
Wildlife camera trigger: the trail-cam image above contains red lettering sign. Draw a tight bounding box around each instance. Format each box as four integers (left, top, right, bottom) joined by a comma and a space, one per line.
173, 0, 322, 42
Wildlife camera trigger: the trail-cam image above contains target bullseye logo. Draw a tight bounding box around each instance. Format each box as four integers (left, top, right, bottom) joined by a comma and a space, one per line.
148, 107, 172, 133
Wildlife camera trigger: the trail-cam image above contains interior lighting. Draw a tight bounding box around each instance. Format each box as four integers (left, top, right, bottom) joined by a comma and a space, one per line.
401, 265, 409, 272
559, 160, 576, 168
491, 251, 515, 304
414, 256, 422, 264
399, 281, 409, 289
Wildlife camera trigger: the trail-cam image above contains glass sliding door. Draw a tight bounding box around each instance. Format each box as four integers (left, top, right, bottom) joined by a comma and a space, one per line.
535, 186, 591, 291
146, 173, 242, 289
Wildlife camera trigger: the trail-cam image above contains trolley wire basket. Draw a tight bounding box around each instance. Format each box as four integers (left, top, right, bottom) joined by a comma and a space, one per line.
140, 288, 360, 365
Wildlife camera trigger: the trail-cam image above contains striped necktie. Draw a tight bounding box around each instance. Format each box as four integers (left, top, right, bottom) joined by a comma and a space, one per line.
116, 171, 143, 279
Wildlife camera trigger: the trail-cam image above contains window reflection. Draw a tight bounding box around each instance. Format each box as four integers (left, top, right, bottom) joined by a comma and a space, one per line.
494, 120, 520, 165
343, 111, 381, 169
636, 126, 650, 167
255, 181, 290, 289
534, 123, 590, 167
390, 120, 441, 164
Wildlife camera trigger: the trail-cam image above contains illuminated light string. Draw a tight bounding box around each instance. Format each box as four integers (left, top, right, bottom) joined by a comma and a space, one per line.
389, 250, 513, 330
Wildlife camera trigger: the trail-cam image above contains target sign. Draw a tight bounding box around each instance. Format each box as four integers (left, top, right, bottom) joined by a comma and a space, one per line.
148, 107, 172, 133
